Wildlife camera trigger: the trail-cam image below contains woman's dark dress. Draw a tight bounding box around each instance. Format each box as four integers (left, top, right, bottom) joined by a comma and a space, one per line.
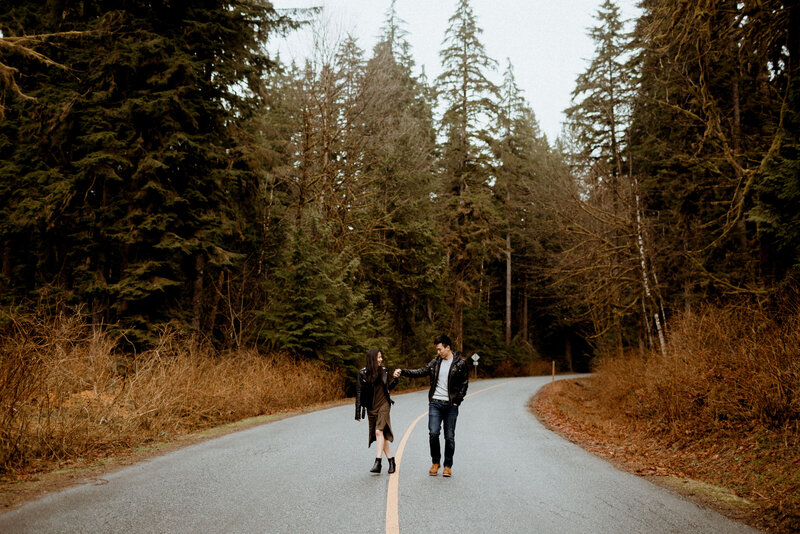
368, 382, 394, 446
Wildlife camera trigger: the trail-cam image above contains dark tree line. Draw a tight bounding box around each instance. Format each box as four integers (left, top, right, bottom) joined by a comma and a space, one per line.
561, 0, 800, 356
1, 0, 798, 376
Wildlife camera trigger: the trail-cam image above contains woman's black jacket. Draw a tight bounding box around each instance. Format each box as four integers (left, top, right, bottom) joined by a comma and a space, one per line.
400, 354, 469, 405
355, 366, 399, 420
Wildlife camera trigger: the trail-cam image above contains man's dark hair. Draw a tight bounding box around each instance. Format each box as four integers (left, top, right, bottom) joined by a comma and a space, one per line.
433, 334, 452, 349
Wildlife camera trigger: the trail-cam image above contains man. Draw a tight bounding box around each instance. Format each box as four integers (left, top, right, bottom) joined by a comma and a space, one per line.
393, 334, 469, 477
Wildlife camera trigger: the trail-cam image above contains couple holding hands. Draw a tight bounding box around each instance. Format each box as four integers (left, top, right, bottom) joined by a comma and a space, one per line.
354, 334, 470, 477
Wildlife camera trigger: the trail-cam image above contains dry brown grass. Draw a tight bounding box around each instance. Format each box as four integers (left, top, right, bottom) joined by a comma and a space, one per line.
0, 310, 345, 475
591, 302, 800, 432
533, 301, 800, 532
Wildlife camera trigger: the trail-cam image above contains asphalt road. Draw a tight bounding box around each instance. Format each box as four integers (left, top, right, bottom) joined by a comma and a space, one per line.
0, 376, 758, 533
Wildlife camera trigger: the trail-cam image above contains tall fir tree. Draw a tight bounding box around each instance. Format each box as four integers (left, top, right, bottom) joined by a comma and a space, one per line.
0, 1, 294, 343
256, 210, 385, 372
436, 0, 503, 352
353, 4, 444, 364
563, 0, 641, 355
566, 0, 631, 182
745, 2, 800, 284
491, 60, 548, 354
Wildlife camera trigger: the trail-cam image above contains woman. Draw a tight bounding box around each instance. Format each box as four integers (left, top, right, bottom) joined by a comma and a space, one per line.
355, 348, 399, 474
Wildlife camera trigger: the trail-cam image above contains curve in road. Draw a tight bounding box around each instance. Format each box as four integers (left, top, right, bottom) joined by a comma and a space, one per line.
386, 381, 509, 534
0, 376, 757, 533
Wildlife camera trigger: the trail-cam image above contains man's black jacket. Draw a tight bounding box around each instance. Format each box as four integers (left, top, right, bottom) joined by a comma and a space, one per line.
400, 354, 469, 405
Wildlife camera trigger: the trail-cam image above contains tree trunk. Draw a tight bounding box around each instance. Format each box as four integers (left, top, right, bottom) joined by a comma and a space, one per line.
683, 231, 692, 315
192, 253, 205, 331
522, 279, 529, 343
1, 241, 10, 291
118, 243, 130, 316
615, 312, 624, 358
505, 232, 512, 346
634, 185, 666, 357
655, 312, 667, 359
453, 284, 464, 353
478, 258, 484, 307
565, 334, 573, 373
206, 270, 225, 332
641, 298, 653, 350
258, 177, 275, 276
731, 54, 749, 254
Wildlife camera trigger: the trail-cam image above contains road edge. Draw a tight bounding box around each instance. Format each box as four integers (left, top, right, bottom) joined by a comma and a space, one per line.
528, 379, 762, 532
0, 397, 352, 513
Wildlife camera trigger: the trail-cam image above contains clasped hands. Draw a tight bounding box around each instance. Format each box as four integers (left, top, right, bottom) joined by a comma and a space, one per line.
392, 368, 402, 378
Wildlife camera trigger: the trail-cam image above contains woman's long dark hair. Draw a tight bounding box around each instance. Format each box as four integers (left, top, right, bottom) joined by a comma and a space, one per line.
365, 348, 382, 383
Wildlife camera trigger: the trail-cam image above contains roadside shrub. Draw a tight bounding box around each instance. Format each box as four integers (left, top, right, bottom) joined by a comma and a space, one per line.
0, 309, 345, 472
589, 300, 800, 433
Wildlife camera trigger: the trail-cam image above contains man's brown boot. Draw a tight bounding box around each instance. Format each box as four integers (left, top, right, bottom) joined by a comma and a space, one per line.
428, 463, 440, 476
442, 466, 452, 477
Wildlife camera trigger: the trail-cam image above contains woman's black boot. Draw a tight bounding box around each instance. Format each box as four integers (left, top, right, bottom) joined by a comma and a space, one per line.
370, 458, 382, 474
387, 458, 396, 474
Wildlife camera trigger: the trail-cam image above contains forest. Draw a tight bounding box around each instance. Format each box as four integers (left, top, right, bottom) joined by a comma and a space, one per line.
1, 3, 799, 526
1, 0, 798, 375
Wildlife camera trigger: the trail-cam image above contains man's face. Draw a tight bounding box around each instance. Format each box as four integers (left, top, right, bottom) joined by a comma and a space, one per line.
436, 343, 449, 357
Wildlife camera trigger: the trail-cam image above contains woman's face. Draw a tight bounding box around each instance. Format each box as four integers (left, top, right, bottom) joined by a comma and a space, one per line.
377, 352, 383, 365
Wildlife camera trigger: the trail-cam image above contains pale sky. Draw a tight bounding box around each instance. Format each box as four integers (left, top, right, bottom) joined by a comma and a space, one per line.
269, 0, 641, 143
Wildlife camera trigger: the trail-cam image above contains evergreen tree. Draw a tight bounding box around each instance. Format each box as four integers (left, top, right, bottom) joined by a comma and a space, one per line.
331, 34, 367, 249
379, 0, 410, 60
629, 0, 796, 310
746, 2, 800, 283
0, 1, 294, 343
353, 6, 443, 364
753, 81, 800, 282
566, 0, 631, 182
563, 0, 642, 354
493, 60, 538, 347
257, 211, 384, 372
436, 0, 503, 352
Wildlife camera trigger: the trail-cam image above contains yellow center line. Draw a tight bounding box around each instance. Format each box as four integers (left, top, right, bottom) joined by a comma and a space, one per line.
385, 410, 425, 534
385, 381, 510, 534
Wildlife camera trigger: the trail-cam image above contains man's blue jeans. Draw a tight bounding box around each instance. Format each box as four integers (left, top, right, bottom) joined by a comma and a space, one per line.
428, 400, 459, 468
